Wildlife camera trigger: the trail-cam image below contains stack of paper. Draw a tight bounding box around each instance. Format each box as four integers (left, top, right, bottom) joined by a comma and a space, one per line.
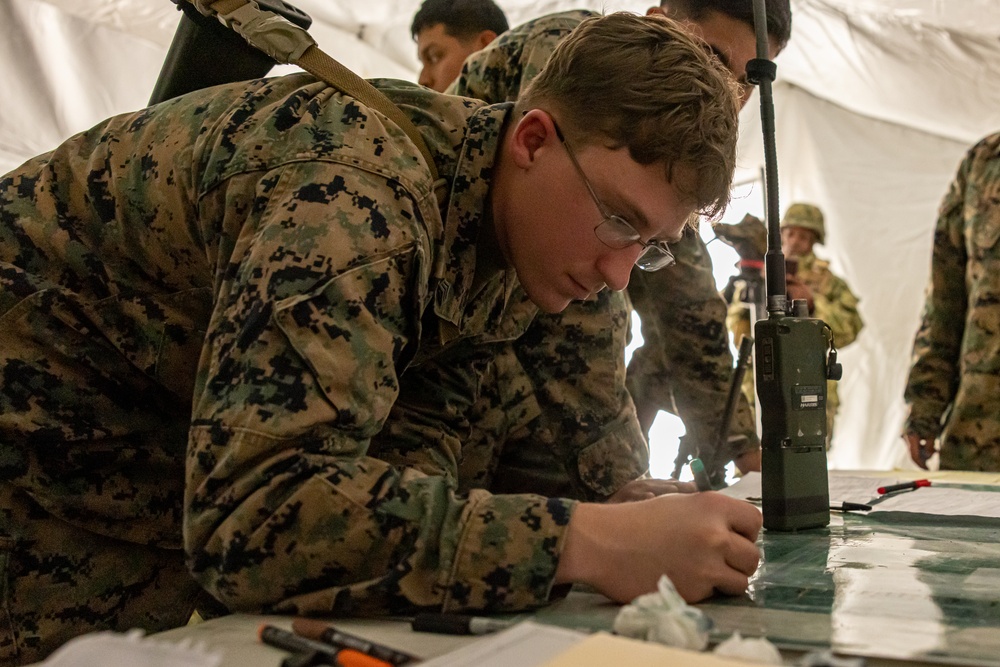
418, 621, 764, 667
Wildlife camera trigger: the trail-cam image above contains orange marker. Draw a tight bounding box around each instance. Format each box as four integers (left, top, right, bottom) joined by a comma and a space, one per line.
259, 624, 392, 667
292, 618, 417, 665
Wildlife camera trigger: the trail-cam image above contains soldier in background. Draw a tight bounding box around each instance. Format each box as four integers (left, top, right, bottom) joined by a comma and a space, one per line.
717, 213, 767, 420
449, 0, 793, 486
904, 132, 1000, 472
780, 203, 864, 446
411, 0, 508, 92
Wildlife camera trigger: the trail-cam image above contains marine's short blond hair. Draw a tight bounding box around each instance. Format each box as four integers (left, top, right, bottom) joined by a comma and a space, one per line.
517, 12, 739, 219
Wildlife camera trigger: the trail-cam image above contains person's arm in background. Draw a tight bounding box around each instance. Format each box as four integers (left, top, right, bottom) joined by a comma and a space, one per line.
495, 290, 695, 503
903, 147, 972, 468
446, 11, 598, 103
627, 227, 761, 480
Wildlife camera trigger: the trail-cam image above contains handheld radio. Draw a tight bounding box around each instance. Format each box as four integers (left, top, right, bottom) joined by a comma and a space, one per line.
747, 0, 841, 531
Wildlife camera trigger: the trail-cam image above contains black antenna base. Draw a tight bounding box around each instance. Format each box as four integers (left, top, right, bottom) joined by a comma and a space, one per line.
746, 58, 777, 86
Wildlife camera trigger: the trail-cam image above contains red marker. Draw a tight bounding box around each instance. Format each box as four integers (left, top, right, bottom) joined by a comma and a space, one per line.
877, 479, 931, 495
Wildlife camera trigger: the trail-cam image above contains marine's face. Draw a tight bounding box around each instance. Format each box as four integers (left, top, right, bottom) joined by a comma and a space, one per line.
415, 23, 483, 92
781, 226, 817, 258
495, 111, 693, 314
650, 7, 780, 107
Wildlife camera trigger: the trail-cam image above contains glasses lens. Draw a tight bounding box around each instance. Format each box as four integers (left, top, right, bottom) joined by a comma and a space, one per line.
594, 215, 640, 250
635, 244, 675, 272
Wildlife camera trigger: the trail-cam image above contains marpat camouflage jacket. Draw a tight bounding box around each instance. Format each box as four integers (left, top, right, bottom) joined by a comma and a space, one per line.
904, 131, 1000, 470
0, 74, 579, 616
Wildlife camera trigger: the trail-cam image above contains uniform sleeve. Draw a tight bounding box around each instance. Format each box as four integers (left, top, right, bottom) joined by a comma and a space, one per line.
627, 229, 760, 472
447, 31, 525, 103
447, 15, 584, 104
903, 154, 972, 440
184, 161, 573, 616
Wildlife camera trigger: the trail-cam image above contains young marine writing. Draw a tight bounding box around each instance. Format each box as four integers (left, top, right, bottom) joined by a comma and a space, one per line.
0, 13, 760, 664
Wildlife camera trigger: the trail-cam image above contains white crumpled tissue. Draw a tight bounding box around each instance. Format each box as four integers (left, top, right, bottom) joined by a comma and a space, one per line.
713, 631, 783, 664
612, 574, 711, 651
40, 629, 222, 667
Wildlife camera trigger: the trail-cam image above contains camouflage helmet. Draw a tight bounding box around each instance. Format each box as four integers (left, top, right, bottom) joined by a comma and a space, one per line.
780, 203, 825, 244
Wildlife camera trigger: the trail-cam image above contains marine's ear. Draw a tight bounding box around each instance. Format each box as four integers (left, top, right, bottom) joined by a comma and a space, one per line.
508, 108, 559, 169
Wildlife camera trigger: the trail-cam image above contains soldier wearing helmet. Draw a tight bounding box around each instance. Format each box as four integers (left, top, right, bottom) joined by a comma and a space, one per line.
780, 202, 864, 446
781, 202, 826, 244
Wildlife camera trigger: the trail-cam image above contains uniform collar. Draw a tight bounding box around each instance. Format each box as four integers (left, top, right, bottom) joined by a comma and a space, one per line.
432, 102, 531, 336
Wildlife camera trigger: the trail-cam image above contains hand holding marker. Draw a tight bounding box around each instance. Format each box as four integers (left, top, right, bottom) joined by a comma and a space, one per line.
689, 458, 713, 492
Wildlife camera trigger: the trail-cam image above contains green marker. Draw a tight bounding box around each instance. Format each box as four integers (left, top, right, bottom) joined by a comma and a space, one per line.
690, 457, 713, 492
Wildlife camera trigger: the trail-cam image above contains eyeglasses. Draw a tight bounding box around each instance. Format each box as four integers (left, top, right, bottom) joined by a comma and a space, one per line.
554, 122, 676, 272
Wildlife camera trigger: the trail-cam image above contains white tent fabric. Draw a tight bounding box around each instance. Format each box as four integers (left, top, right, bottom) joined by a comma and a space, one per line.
3, 0, 1000, 472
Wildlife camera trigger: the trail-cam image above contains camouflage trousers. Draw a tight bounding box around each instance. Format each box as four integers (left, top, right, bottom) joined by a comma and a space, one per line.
0, 484, 204, 665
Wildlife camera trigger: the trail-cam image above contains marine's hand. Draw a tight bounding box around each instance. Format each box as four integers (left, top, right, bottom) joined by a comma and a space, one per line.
555, 492, 762, 604
606, 478, 697, 502
904, 431, 935, 470
734, 448, 762, 474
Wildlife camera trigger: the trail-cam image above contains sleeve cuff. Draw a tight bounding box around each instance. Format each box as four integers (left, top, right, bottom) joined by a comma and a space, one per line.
574, 416, 649, 500
442, 492, 576, 612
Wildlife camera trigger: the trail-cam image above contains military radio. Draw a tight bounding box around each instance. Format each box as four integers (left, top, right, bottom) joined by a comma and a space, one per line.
748, 0, 842, 531
150, 0, 312, 105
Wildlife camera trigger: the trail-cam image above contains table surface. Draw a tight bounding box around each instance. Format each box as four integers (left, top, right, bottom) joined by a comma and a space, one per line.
536, 469, 1000, 667
82, 470, 1000, 666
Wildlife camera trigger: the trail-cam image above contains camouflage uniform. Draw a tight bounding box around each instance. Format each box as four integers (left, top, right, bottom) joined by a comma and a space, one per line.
904, 132, 1000, 471
449, 10, 759, 479
0, 74, 619, 663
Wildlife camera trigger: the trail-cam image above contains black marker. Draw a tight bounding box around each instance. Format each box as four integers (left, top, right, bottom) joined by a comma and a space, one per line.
412, 613, 514, 635
830, 502, 872, 512
292, 618, 417, 666
258, 625, 392, 667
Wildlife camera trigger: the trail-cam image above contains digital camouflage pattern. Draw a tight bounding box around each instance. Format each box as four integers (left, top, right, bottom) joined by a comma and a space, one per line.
0, 74, 590, 663
448, 10, 601, 105
449, 10, 759, 478
904, 132, 1000, 471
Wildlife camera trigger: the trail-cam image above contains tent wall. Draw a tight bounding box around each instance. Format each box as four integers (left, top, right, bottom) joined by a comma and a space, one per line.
736, 84, 971, 468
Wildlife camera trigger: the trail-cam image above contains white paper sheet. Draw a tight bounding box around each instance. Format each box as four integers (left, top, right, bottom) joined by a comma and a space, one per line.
720, 471, 1000, 519
417, 621, 587, 667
